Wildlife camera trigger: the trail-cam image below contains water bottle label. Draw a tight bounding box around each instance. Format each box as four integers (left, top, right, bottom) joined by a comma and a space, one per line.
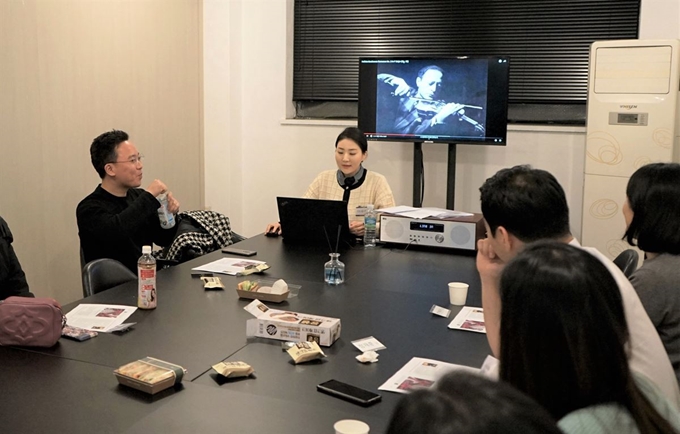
364, 216, 376, 228
355, 205, 368, 216
157, 195, 176, 229
138, 269, 157, 309
158, 208, 175, 229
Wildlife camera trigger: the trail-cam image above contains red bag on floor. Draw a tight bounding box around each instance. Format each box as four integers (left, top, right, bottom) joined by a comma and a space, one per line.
0, 296, 66, 347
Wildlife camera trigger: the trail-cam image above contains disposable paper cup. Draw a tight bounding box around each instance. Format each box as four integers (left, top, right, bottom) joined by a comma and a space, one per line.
334, 419, 370, 434
448, 282, 469, 306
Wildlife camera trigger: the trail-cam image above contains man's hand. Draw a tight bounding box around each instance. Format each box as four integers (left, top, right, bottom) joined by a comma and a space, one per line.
349, 221, 365, 236
265, 222, 281, 235
476, 238, 505, 357
431, 103, 465, 125
166, 192, 180, 214
146, 179, 167, 197
379, 74, 410, 96
476, 238, 505, 283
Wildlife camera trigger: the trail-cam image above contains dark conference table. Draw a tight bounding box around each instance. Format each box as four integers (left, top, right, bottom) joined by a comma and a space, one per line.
0, 235, 490, 433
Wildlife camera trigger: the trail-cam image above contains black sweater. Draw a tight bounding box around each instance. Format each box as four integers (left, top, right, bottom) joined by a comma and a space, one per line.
76, 185, 177, 272
0, 216, 33, 301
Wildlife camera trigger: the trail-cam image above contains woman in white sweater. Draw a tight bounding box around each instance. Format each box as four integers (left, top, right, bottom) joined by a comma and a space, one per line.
266, 127, 395, 236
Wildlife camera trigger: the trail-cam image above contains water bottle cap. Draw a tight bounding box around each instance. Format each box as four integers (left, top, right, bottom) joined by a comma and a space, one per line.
142, 245, 152, 254
367, 204, 374, 210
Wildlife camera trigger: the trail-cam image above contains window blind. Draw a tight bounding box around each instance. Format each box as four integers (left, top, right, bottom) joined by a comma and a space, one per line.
293, 0, 640, 123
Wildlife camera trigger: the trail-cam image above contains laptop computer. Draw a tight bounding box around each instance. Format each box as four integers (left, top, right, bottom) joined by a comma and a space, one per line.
276, 197, 353, 246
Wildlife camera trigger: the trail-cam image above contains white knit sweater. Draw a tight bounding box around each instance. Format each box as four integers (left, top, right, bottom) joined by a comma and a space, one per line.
303, 170, 396, 223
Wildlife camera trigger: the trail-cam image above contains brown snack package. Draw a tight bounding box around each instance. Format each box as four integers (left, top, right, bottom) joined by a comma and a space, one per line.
201, 276, 225, 289
211, 361, 254, 378
286, 341, 327, 364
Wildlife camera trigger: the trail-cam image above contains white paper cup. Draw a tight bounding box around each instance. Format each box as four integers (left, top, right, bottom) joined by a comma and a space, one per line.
448, 282, 469, 306
334, 419, 370, 434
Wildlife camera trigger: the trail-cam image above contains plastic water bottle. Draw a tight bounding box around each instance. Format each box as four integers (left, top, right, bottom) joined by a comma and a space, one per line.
157, 193, 176, 229
363, 204, 377, 247
138, 245, 157, 309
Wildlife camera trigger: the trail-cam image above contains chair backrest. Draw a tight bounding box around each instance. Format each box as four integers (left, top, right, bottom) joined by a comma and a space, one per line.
613, 249, 639, 279
82, 258, 137, 298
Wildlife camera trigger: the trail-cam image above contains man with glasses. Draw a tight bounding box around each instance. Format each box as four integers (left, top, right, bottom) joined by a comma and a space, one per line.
77, 129, 180, 273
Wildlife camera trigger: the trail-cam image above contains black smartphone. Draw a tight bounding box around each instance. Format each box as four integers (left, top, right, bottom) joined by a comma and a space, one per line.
317, 379, 382, 407
221, 247, 257, 257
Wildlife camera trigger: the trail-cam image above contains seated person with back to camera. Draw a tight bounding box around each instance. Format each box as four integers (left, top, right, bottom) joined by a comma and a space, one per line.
498, 242, 680, 433
265, 127, 395, 237
475, 165, 680, 408
623, 162, 680, 386
77, 129, 180, 273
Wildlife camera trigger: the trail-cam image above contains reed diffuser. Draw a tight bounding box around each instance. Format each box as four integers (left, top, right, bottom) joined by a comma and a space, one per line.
323, 225, 345, 285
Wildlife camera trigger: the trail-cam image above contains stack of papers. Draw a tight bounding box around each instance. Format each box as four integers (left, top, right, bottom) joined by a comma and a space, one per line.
379, 205, 474, 220
192, 258, 268, 276
66, 304, 137, 332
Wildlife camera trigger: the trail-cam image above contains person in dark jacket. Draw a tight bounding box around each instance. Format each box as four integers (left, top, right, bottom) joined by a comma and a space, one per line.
0, 216, 34, 301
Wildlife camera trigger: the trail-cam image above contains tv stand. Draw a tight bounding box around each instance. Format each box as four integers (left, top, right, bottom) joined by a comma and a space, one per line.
413, 142, 457, 209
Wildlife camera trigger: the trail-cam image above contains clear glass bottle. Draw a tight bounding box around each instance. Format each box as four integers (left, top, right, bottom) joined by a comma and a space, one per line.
363, 204, 377, 247
138, 245, 157, 309
324, 253, 345, 285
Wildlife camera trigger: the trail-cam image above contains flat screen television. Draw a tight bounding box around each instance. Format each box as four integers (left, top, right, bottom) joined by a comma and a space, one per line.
358, 57, 510, 145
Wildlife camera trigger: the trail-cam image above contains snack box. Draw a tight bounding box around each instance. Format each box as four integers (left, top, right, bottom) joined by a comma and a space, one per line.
236, 279, 301, 303
236, 289, 289, 303
246, 308, 341, 347
114, 357, 187, 394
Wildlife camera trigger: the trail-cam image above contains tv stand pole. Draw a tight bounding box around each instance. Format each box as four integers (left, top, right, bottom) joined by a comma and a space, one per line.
446, 143, 457, 210
412, 142, 457, 209
413, 142, 423, 207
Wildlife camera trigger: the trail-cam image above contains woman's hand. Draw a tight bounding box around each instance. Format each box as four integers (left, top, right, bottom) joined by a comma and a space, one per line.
265, 222, 281, 235
349, 221, 365, 236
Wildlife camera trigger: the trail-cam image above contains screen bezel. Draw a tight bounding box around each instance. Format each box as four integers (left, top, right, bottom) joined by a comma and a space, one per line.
358, 56, 509, 145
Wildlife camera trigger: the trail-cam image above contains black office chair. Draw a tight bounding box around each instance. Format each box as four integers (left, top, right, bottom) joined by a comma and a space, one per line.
613, 249, 639, 279
81, 258, 137, 298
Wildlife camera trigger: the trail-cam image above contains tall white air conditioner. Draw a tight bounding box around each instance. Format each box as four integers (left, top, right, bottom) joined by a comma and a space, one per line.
582, 39, 680, 259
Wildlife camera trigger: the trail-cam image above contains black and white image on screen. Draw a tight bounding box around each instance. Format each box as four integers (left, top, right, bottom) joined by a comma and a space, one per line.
375, 60, 488, 138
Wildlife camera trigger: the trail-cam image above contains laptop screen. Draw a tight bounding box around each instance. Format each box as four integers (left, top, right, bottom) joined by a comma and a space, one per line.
276, 197, 352, 246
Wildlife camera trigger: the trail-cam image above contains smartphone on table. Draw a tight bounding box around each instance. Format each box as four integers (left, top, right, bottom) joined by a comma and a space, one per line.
221, 247, 257, 257
317, 379, 382, 407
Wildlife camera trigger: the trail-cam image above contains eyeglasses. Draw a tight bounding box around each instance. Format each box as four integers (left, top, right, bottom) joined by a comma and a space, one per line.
109, 154, 144, 165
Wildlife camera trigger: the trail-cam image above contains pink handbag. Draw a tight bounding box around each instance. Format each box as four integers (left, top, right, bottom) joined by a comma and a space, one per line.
0, 296, 66, 347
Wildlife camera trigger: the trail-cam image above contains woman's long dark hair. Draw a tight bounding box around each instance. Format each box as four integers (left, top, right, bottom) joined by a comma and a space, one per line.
386, 371, 562, 434
624, 162, 680, 254
499, 241, 676, 433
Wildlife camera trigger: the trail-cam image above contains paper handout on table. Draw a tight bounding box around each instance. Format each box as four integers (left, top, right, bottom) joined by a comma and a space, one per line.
66, 304, 137, 333
425, 208, 475, 219
378, 205, 419, 214
448, 306, 486, 334
191, 257, 269, 276
378, 357, 479, 394
378, 205, 474, 219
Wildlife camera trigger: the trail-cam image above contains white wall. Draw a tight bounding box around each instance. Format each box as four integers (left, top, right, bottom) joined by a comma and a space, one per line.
203, 0, 680, 242
0, 1, 202, 304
